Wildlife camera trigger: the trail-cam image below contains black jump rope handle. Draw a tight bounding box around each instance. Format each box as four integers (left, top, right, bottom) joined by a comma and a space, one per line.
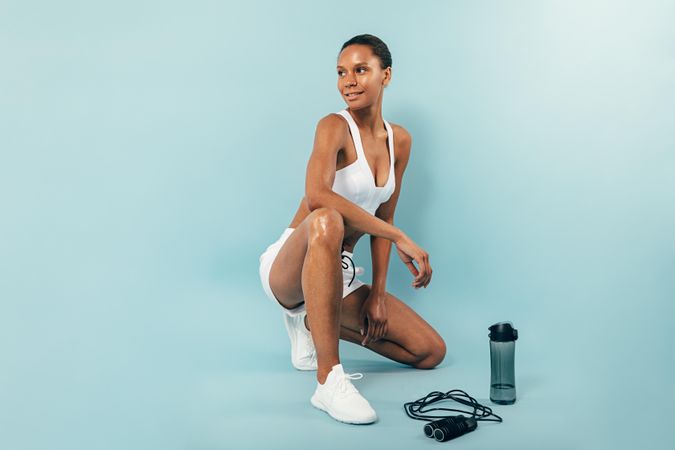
423, 415, 477, 442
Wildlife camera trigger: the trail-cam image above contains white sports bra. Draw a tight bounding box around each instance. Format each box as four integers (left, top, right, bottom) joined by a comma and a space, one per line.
331, 109, 395, 215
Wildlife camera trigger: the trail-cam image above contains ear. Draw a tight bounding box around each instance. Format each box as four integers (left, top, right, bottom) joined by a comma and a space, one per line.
383, 67, 392, 87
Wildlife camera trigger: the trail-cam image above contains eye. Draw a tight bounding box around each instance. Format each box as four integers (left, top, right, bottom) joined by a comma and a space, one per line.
337, 67, 366, 76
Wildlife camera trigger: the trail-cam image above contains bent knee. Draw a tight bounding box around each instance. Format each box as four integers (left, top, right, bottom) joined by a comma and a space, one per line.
413, 336, 447, 369
308, 207, 344, 242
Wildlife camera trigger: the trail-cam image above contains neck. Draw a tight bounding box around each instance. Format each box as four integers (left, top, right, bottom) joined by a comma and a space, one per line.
346, 94, 385, 134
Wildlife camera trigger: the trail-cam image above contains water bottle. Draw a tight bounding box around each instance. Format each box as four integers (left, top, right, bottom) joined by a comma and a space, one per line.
488, 321, 518, 405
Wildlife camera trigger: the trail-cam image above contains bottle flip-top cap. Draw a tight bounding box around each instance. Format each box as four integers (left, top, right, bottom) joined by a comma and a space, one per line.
488, 321, 518, 342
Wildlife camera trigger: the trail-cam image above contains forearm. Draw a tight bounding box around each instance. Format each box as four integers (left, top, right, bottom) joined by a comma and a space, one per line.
370, 231, 393, 295
307, 191, 403, 242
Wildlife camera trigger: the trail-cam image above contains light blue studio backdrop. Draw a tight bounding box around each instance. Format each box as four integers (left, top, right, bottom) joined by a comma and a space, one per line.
1, 1, 674, 449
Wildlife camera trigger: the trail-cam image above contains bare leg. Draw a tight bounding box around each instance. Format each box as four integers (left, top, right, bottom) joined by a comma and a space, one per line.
267, 207, 346, 384
302, 292, 422, 367
339, 284, 447, 370
339, 325, 422, 365
302, 209, 345, 384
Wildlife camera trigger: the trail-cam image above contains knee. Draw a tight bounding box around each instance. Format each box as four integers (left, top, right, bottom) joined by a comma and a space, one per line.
308, 207, 344, 246
413, 335, 447, 370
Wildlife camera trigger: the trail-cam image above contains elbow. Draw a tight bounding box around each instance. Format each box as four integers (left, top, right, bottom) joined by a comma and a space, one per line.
306, 192, 324, 212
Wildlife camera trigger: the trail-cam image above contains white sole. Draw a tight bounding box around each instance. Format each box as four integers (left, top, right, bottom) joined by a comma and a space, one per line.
310, 394, 377, 425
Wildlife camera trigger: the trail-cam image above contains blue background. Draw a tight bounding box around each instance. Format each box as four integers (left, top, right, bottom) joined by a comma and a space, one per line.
1, 1, 674, 449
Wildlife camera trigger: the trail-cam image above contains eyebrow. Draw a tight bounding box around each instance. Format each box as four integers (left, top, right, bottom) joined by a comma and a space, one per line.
336, 62, 370, 69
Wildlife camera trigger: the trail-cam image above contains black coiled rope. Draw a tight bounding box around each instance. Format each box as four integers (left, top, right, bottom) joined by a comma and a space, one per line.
404, 389, 503, 423
341, 244, 355, 287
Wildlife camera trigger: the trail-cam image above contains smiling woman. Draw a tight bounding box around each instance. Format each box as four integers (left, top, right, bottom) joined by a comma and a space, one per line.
337, 34, 393, 105
258, 34, 443, 426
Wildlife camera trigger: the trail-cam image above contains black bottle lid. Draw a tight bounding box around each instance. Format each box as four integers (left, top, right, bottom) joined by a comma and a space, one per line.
488, 321, 518, 342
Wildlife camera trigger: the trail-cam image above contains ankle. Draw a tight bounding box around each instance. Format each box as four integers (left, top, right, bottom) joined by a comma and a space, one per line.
317, 362, 339, 384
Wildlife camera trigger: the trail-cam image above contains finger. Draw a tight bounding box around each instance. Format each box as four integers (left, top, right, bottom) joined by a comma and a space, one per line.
410, 261, 423, 287
364, 321, 376, 346
420, 255, 430, 279
425, 258, 432, 287
406, 261, 419, 277
368, 322, 378, 345
414, 258, 423, 279
422, 256, 430, 282
414, 270, 425, 288
377, 322, 385, 341
418, 257, 427, 287
372, 322, 382, 342
415, 257, 427, 285
361, 319, 369, 345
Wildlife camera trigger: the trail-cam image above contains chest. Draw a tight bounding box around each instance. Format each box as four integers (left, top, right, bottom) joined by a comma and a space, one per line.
337, 133, 392, 187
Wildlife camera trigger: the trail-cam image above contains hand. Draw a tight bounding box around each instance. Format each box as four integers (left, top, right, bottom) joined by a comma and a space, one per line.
394, 233, 432, 289
359, 291, 388, 346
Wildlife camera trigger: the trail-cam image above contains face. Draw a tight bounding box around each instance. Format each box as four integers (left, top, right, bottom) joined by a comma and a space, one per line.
337, 44, 391, 109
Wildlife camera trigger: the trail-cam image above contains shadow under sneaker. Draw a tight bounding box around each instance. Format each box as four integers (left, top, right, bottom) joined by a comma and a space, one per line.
310, 363, 377, 424
282, 311, 317, 371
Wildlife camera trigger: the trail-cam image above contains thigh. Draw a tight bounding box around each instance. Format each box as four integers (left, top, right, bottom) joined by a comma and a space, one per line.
267, 224, 310, 310
339, 285, 445, 358
268, 208, 345, 310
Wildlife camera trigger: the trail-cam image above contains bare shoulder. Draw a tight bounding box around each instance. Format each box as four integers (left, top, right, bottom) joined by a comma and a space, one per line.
391, 123, 412, 147
390, 123, 412, 163
308, 113, 350, 164
315, 112, 349, 138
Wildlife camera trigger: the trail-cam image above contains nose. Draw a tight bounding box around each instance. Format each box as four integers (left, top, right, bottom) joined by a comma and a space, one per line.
344, 73, 356, 87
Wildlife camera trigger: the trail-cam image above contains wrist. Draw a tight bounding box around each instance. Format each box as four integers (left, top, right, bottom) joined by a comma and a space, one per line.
391, 227, 405, 243
370, 283, 387, 296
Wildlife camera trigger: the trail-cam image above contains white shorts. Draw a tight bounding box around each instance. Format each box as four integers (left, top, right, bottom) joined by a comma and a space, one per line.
258, 227, 366, 317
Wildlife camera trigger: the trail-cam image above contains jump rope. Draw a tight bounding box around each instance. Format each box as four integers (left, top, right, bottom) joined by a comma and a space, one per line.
341, 245, 356, 287
403, 389, 502, 442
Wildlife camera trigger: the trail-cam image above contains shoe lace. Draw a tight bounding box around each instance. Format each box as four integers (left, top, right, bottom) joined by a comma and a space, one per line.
335, 371, 363, 396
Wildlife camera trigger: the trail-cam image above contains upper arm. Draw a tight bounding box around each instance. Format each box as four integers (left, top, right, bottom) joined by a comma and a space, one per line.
375, 125, 412, 222
305, 113, 347, 210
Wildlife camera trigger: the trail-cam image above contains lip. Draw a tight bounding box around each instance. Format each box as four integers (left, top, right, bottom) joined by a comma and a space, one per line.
345, 91, 363, 99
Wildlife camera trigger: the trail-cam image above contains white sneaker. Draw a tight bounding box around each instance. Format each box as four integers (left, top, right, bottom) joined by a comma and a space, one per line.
282, 311, 317, 371
310, 364, 378, 424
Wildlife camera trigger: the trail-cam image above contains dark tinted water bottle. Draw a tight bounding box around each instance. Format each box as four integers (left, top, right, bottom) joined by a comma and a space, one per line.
489, 321, 518, 405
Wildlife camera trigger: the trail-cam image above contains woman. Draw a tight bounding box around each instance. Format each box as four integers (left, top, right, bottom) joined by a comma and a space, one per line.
258, 34, 446, 425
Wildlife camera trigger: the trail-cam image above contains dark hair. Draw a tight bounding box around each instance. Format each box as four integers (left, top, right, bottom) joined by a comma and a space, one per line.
339, 34, 392, 70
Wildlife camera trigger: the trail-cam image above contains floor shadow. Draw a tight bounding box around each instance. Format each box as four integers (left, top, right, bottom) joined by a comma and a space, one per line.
344, 356, 455, 374
515, 373, 544, 399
